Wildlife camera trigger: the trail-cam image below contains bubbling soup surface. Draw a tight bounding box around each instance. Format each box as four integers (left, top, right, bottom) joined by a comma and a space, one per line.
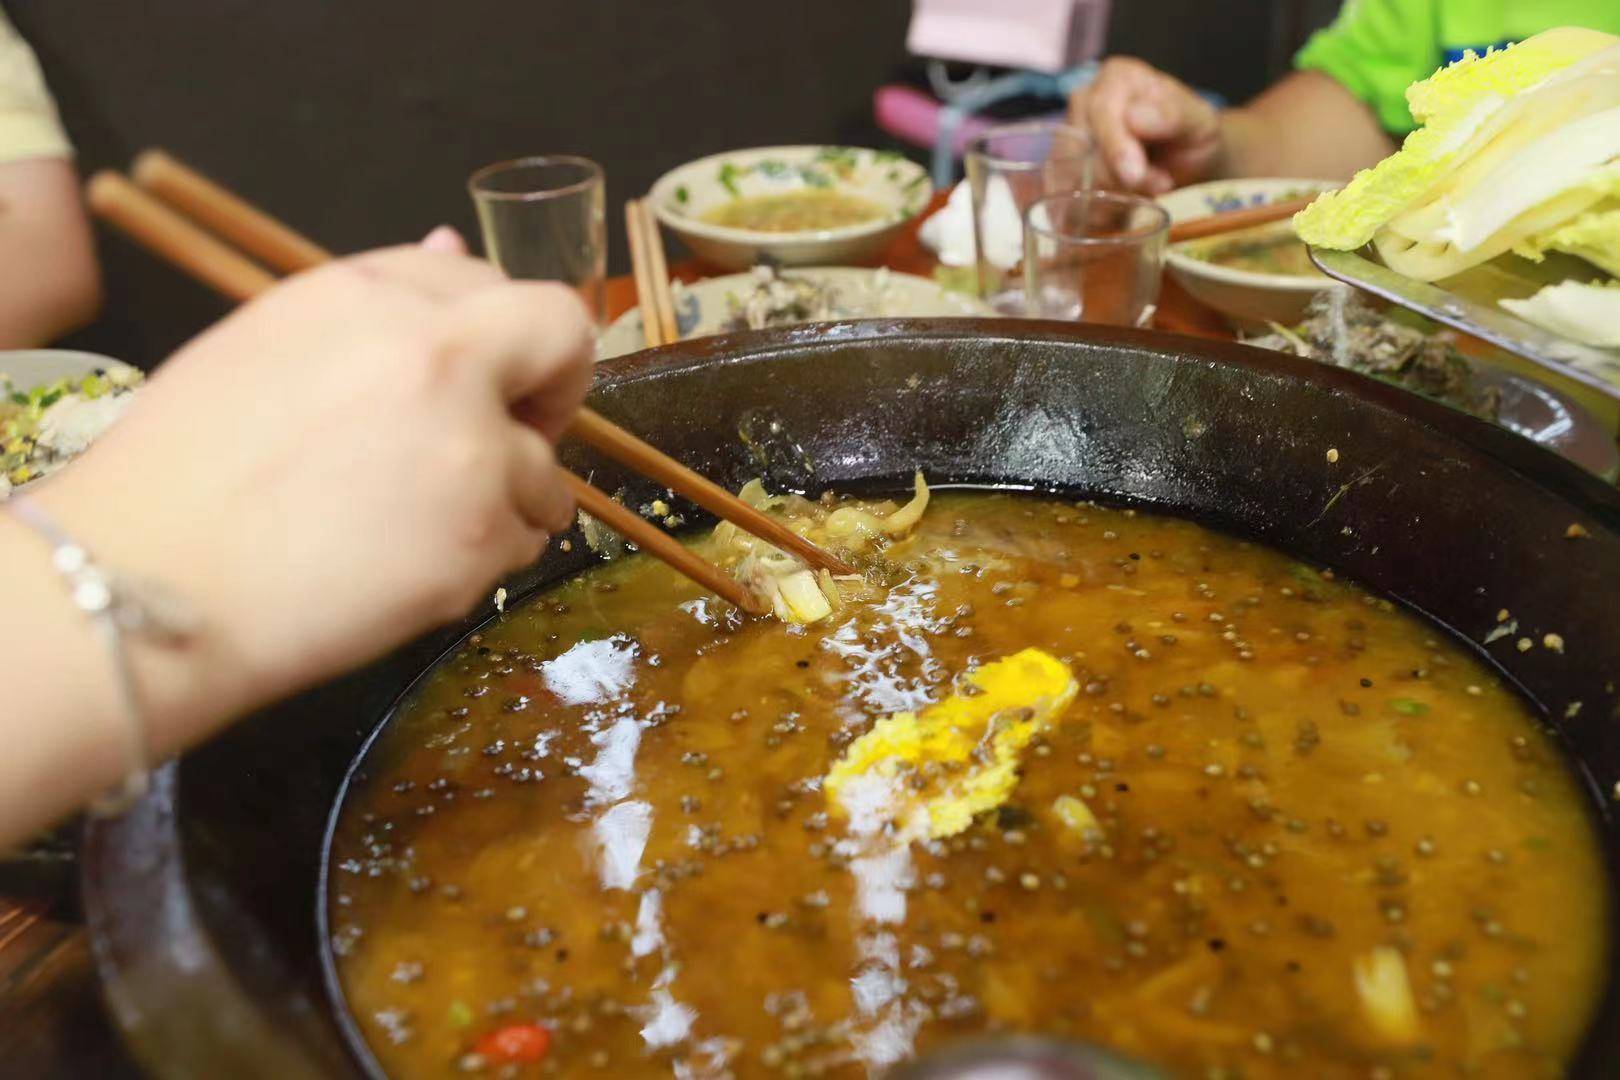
327, 493, 1607, 1079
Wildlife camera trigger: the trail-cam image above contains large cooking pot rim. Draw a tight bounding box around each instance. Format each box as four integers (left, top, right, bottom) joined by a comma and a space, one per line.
596, 317, 1620, 522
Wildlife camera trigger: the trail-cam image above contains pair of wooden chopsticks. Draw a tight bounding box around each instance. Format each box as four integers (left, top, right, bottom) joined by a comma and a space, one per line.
86, 152, 854, 612
624, 198, 677, 347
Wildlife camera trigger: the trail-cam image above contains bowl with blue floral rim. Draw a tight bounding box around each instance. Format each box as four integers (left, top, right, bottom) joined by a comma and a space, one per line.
650, 146, 933, 271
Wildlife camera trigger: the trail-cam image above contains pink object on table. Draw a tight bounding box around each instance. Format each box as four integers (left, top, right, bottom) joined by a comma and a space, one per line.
906, 0, 1111, 74
874, 86, 1005, 155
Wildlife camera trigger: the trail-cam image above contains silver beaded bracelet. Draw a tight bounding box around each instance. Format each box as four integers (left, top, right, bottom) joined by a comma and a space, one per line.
7, 495, 199, 815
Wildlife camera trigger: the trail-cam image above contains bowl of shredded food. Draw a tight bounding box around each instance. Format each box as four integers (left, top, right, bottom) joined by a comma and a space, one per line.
0, 350, 142, 500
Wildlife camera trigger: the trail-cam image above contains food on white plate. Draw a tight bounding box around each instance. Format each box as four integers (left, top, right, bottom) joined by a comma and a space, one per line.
0, 367, 142, 499
1295, 27, 1620, 345
719, 264, 894, 332
1245, 292, 1500, 418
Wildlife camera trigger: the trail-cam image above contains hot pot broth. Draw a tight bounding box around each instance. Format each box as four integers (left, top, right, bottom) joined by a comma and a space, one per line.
327, 492, 1606, 1078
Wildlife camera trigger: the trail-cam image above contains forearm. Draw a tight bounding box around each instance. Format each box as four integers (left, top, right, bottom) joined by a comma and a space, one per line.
0, 500, 255, 845
1213, 71, 1397, 182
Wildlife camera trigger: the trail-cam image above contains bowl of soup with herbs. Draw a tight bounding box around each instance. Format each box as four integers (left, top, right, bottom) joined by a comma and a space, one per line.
324, 481, 1607, 1079
1161, 179, 1345, 331
651, 146, 932, 270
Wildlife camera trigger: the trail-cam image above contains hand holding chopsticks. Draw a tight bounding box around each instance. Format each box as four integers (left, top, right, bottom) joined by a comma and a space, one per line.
86, 152, 851, 611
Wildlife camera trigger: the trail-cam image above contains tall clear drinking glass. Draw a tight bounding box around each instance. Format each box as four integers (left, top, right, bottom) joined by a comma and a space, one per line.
964, 121, 1094, 315
1023, 191, 1169, 327
468, 155, 606, 325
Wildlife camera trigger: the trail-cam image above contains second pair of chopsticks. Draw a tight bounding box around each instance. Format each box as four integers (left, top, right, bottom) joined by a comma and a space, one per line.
624, 198, 677, 348
87, 153, 854, 611
1167, 195, 1315, 244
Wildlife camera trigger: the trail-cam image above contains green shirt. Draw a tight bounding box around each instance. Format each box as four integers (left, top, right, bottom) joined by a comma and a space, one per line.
1295, 0, 1620, 134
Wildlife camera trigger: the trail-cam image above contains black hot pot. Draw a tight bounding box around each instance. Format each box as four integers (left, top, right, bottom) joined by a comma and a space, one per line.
79, 319, 1620, 1077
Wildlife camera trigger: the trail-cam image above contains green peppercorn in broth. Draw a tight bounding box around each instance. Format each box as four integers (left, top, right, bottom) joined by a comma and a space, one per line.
326, 492, 1607, 1078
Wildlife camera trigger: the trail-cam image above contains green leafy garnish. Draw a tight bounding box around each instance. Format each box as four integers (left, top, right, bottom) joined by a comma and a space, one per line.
814, 147, 860, 178
756, 159, 792, 180
1389, 698, 1429, 717
797, 166, 832, 189
674, 185, 689, 204
718, 162, 742, 197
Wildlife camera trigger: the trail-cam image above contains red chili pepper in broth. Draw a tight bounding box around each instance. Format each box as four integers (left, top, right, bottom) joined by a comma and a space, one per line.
474, 1022, 552, 1064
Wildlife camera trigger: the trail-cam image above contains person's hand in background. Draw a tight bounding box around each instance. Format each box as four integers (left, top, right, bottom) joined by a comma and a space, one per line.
1068, 56, 1223, 195
0, 237, 593, 842
1069, 59, 1396, 195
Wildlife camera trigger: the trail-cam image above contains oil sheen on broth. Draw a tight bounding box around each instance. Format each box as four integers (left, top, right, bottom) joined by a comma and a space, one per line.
702, 191, 884, 233
327, 493, 1606, 1079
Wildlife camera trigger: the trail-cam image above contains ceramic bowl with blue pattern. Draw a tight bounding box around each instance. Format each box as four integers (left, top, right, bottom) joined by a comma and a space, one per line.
650, 146, 932, 271
1159, 178, 1343, 330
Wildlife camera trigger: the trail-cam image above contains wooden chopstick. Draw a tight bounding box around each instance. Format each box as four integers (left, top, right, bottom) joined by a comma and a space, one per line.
566, 409, 856, 576
1167, 196, 1315, 245
624, 198, 678, 346
133, 150, 333, 274
624, 199, 663, 348
563, 475, 763, 612
90, 156, 853, 603
638, 201, 679, 345
85, 172, 277, 301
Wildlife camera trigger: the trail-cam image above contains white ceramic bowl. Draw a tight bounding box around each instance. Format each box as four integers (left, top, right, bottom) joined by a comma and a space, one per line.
1159, 178, 1344, 330
650, 146, 932, 271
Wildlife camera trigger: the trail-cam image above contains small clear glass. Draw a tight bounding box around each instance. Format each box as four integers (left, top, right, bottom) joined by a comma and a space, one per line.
468, 155, 606, 324
1023, 191, 1169, 327
964, 121, 1094, 315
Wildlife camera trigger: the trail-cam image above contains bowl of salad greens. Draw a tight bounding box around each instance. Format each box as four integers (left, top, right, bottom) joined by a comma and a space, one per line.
0, 351, 142, 500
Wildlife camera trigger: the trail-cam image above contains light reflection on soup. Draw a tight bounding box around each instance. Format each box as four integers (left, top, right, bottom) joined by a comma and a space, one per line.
702, 190, 885, 233
327, 493, 1607, 1079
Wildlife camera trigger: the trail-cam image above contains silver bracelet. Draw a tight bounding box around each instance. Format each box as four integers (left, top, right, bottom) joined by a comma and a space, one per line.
7, 495, 199, 815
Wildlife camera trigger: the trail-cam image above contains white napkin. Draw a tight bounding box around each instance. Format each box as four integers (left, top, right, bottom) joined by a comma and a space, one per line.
918, 179, 1024, 269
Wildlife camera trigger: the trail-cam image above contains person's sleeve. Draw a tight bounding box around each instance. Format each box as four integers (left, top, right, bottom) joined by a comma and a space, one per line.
0, 13, 70, 163
1294, 0, 1438, 135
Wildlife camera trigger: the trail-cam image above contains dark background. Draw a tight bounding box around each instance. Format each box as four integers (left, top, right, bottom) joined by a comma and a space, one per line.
7, 0, 1339, 367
